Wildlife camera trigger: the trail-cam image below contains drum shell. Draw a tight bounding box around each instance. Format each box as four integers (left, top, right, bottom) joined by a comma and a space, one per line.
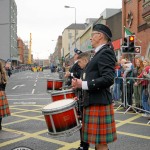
47, 79, 63, 91
42, 99, 81, 136
51, 89, 76, 102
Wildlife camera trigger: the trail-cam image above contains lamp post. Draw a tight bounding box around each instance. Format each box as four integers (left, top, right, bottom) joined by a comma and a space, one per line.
64, 5, 76, 48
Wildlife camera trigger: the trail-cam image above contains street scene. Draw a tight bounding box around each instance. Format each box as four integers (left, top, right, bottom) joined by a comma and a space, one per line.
0, 0, 150, 150
0, 70, 149, 150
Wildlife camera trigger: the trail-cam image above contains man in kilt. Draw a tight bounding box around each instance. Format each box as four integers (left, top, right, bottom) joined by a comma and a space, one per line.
72, 24, 117, 150
0, 61, 11, 130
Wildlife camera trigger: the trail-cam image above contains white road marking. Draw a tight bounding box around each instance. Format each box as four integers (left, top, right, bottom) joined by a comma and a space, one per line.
27, 76, 33, 78
12, 84, 25, 90
32, 89, 35, 94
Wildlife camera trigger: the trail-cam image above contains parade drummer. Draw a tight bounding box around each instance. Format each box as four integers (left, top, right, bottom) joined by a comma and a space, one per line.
72, 24, 117, 150
64, 48, 83, 86
75, 52, 91, 150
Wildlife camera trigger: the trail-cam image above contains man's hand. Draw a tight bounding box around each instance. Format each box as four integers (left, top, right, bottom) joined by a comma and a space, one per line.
64, 71, 71, 78
72, 78, 82, 89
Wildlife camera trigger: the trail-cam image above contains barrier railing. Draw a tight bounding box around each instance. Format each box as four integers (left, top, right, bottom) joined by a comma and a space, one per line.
113, 76, 150, 124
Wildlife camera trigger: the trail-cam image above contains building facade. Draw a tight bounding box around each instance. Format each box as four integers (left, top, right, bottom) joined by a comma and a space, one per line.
17, 37, 25, 64
0, 0, 18, 65
53, 36, 62, 66
122, 0, 150, 58
62, 23, 86, 60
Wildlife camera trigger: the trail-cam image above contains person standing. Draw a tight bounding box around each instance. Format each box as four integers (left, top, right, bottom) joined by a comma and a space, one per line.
133, 58, 144, 109
138, 58, 150, 118
75, 52, 91, 150
0, 61, 11, 130
72, 24, 117, 150
65, 48, 83, 86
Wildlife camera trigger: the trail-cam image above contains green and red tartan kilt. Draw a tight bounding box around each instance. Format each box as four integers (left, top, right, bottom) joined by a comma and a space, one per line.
0, 91, 11, 118
82, 104, 117, 144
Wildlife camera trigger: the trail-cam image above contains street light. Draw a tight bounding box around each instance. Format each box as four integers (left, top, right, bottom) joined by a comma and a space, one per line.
64, 5, 76, 48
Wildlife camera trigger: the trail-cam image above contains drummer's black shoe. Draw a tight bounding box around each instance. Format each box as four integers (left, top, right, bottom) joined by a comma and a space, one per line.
76, 147, 83, 150
0, 125, 2, 130
76, 141, 89, 150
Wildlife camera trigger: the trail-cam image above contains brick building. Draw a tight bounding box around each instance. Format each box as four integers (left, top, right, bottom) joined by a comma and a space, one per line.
17, 37, 25, 64
122, 0, 150, 58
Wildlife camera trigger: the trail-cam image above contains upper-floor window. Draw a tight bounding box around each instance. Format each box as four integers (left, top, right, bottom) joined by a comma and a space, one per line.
143, 0, 149, 3
68, 33, 72, 39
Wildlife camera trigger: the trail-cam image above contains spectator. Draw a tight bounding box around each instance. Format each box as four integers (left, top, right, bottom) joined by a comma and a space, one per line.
122, 62, 134, 106
112, 62, 122, 102
133, 58, 144, 109
138, 58, 150, 118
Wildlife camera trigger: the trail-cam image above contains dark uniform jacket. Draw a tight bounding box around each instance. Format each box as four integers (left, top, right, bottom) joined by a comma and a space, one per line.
83, 44, 116, 107
66, 62, 83, 86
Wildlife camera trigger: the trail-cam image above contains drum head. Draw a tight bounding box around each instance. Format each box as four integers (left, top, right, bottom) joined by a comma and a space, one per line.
51, 89, 73, 96
42, 99, 76, 113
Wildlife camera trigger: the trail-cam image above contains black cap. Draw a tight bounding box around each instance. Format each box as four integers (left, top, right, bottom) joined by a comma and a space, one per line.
74, 48, 82, 55
93, 24, 112, 41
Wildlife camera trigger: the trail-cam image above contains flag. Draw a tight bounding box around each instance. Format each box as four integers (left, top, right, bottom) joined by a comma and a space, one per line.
124, 26, 133, 37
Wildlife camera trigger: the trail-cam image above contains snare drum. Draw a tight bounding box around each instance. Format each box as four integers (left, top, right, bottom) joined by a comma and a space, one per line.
42, 99, 81, 137
51, 89, 76, 102
47, 79, 63, 91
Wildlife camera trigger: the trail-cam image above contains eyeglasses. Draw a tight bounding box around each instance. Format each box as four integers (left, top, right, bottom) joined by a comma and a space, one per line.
91, 32, 101, 37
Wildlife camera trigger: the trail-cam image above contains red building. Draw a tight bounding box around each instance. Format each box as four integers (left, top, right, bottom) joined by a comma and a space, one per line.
122, 0, 150, 58
17, 37, 25, 64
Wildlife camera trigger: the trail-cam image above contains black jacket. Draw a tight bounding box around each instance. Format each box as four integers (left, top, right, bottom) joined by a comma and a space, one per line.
66, 62, 82, 86
83, 44, 116, 107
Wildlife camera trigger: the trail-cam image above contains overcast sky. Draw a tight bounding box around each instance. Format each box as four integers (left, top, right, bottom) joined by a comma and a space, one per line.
15, 0, 122, 59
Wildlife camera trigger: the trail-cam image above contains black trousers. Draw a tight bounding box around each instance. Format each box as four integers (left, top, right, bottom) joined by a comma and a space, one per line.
0, 118, 2, 126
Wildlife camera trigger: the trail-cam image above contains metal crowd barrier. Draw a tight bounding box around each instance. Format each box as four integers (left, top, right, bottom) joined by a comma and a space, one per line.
113, 76, 150, 124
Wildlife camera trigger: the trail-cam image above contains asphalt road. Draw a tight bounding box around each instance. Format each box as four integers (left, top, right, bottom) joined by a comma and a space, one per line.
0, 69, 150, 150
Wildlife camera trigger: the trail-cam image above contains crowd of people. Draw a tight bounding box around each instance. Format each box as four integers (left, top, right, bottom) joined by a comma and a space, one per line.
112, 57, 150, 118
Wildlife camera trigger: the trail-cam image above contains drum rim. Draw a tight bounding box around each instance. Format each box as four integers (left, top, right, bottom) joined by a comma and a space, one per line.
47, 79, 63, 82
51, 89, 74, 95
42, 99, 76, 113
47, 123, 82, 137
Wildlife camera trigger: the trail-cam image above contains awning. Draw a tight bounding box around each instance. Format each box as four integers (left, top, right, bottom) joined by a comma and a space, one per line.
112, 39, 121, 51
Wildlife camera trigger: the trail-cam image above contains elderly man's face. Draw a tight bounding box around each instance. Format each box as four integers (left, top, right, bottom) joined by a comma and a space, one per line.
90, 31, 102, 48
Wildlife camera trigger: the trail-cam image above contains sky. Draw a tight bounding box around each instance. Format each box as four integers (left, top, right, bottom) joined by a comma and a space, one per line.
15, 0, 122, 59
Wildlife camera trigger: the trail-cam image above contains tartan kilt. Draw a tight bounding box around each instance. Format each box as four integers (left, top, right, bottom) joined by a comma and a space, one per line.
82, 104, 117, 144
0, 91, 11, 118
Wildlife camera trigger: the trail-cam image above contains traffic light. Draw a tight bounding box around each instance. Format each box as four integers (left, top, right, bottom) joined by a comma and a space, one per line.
128, 35, 135, 52
121, 37, 128, 53
123, 37, 128, 46
121, 35, 141, 54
